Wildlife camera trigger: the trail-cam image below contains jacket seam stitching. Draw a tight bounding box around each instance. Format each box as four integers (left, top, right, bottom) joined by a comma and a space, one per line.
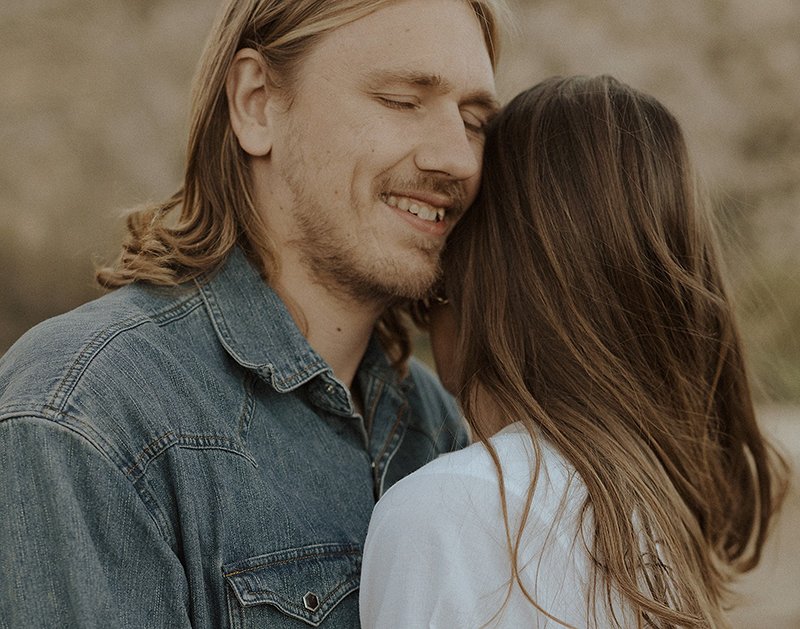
124, 431, 258, 480
48, 295, 204, 413
0, 412, 173, 544
224, 549, 360, 578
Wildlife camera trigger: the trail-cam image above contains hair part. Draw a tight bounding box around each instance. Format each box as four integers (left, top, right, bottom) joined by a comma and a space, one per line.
96, 0, 507, 369
443, 75, 789, 627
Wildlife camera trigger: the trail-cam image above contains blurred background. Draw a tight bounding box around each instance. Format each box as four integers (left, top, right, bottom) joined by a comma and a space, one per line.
1, 1, 798, 626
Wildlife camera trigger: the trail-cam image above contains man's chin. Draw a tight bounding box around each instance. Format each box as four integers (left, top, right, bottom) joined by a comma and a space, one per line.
383, 257, 442, 301
351, 265, 440, 304
308, 244, 441, 305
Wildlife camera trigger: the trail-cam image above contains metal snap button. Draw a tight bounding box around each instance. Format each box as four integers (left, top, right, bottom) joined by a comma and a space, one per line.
303, 591, 320, 612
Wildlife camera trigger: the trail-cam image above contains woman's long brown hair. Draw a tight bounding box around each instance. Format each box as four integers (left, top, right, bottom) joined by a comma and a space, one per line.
442, 75, 788, 627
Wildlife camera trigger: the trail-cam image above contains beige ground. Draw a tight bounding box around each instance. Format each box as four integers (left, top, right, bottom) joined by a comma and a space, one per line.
727, 407, 800, 628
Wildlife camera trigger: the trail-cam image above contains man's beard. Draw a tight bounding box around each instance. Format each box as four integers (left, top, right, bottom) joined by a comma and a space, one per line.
282, 168, 464, 306
290, 205, 443, 305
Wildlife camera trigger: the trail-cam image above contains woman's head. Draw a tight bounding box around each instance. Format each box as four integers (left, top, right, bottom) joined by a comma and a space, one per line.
444, 75, 718, 422
438, 75, 787, 626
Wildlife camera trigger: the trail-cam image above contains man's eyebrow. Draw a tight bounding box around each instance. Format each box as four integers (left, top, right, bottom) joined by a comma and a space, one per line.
366, 69, 500, 113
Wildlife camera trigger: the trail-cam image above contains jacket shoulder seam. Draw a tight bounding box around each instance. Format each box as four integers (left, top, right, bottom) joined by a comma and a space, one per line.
47, 293, 204, 413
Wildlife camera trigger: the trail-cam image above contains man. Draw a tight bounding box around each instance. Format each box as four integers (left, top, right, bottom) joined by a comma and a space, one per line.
0, 0, 502, 626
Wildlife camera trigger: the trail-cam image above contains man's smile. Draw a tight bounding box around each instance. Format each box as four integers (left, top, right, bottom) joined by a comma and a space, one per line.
380, 193, 447, 223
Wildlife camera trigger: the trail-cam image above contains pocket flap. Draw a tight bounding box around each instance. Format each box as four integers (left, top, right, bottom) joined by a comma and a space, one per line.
223, 542, 361, 627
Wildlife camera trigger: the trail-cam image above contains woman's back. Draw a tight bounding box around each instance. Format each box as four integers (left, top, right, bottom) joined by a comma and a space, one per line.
361, 422, 633, 628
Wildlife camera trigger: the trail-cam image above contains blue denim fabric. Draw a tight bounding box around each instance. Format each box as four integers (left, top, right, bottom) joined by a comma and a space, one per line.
0, 248, 466, 628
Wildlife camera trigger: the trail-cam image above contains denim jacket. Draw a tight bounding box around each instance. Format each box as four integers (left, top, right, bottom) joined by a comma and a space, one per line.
0, 248, 466, 628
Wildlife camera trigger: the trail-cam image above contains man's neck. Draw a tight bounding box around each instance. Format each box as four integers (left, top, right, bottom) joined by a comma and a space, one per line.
272, 264, 384, 390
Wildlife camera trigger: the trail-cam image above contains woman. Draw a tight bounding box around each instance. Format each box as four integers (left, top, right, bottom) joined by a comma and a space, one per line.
359, 76, 788, 628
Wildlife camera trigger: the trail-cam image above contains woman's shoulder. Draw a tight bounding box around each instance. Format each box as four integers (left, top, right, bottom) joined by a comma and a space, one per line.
395, 422, 577, 492
372, 438, 499, 519
375, 421, 584, 528
362, 422, 600, 628
377, 423, 520, 506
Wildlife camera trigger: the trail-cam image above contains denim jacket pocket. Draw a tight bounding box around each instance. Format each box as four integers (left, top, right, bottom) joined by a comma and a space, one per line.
223, 542, 362, 627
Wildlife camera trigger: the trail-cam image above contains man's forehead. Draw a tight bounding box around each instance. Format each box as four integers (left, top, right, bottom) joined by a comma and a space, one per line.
309, 0, 496, 86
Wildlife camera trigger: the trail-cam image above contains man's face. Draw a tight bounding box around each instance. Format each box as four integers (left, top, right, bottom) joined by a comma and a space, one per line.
262, 0, 497, 303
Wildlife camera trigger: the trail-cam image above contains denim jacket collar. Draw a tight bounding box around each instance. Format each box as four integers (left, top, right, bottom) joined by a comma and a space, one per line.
196, 248, 402, 396
197, 248, 329, 392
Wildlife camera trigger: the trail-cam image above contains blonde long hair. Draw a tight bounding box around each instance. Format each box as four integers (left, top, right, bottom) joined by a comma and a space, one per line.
442, 75, 789, 627
97, 0, 504, 367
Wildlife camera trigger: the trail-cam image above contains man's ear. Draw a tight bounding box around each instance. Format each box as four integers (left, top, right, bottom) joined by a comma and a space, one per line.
226, 48, 279, 157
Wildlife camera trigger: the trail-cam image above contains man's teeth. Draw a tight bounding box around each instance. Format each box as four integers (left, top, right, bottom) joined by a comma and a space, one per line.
384, 194, 445, 223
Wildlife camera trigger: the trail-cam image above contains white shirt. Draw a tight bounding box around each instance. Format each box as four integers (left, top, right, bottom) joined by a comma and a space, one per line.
360, 422, 630, 628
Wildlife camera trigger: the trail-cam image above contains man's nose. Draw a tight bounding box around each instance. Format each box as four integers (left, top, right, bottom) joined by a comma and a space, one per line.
413, 110, 481, 181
